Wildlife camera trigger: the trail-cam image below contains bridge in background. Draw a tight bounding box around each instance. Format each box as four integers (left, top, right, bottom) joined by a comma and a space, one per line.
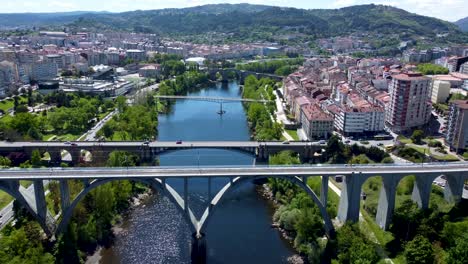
154, 95, 270, 104
206, 68, 284, 83
0, 141, 326, 165
0, 163, 466, 244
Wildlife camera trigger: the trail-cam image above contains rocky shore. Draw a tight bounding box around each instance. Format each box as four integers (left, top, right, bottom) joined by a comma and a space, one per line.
84, 190, 153, 264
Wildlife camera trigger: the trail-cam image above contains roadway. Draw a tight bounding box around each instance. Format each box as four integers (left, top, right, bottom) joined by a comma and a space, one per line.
0, 163, 467, 180
0, 140, 324, 148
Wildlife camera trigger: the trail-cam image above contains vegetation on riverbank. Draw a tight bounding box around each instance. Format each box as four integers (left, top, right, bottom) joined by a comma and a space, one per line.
242, 76, 282, 140
268, 136, 467, 263
98, 95, 158, 140
236, 58, 304, 76
0, 151, 149, 264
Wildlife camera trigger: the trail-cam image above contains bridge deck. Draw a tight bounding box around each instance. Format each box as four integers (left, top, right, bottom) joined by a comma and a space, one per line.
1, 163, 467, 180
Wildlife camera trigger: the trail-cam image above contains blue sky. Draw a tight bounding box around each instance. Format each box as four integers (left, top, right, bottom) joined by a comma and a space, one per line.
0, 0, 466, 21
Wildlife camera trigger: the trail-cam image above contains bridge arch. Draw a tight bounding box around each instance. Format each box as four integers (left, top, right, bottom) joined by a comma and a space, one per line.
198, 175, 335, 237
156, 147, 257, 158
56, 177, 198, 236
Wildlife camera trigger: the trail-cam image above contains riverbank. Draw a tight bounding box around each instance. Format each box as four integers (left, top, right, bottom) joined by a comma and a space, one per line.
258, 184, 305, 264
85, 190, 153, 264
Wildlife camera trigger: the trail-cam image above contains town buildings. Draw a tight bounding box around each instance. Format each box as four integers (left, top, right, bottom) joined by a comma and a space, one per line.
446, 100, 468, 153
300, 104, 334, 139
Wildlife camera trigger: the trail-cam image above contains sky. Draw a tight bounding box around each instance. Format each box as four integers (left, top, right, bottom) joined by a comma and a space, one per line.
0, 0, 466, 22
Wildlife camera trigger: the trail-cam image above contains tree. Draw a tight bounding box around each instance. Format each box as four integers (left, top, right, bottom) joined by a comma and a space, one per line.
404, 235, 434, 264
15, 104, 28, 113
411, 130, 424, 145
30, 149, 42, 168
446, 231, 468, 264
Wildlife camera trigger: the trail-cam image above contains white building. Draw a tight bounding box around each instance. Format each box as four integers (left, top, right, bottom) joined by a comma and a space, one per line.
431, 80, 451, 104
31, 61, 58, 81
126, 49, 146, 62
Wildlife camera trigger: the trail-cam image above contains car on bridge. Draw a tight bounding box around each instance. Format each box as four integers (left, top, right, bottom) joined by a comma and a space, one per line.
176, 140, 182, 144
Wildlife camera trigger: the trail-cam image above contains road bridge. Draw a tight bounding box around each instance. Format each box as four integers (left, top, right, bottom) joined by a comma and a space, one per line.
0, 163, 466, 241
0, 141, 326, 165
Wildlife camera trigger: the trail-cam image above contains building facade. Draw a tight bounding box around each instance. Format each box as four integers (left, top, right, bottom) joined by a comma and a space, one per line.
431, 80, 451, 104
300, 104, 334, 140
446, 100, 468, 153
386, 73, 432, 133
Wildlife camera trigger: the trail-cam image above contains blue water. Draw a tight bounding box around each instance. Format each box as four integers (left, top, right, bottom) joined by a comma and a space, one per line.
100, 81, 294, 263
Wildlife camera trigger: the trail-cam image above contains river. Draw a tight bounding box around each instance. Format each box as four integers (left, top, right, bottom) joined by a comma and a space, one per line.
100, 81, 295, 263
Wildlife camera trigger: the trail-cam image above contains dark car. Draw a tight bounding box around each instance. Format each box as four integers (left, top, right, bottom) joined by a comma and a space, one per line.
176, 140, 182, 144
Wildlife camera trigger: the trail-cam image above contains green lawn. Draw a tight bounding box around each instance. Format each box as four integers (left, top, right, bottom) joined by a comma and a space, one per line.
285, 129, 299, 140
42, 133, 80, 141
463, 152, 468, 160
0, 96, 28, 112
397, 135, 412, 144
408, 144, 428, 155
360, 209, 394, 246
0, 191, 13, 209
431, 154, 460, 161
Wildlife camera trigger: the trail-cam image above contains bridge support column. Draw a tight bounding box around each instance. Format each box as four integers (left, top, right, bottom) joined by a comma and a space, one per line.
33, 180, 47, 225
59, 180, 70, 210
411, 175, 433, 209
321, 176, 329, 206
375, 175, 399, 230
338, 173, 362, 223
444, 173, 464, 203
191, 233, 207, 264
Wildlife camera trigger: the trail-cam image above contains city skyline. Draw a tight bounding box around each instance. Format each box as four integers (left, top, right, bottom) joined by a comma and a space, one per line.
0, 0, 466, 22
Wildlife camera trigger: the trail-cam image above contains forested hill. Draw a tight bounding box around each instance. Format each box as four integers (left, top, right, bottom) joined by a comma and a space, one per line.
67, 4, 462, 37
0, 4, 463, 39
455, 17, 468, 32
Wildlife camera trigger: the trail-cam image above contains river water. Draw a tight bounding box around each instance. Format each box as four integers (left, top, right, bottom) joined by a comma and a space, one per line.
100, 81, 295, 263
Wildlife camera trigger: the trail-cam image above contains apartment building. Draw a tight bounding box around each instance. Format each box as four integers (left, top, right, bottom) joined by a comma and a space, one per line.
300, 104, 334, 140
386, 72, 432, 133
446, 100, 468, 153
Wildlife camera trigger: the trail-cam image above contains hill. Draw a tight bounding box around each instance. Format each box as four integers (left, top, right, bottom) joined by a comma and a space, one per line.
66, 4, 462, 38
0, 4, 464, 42
455, 17, 468, 32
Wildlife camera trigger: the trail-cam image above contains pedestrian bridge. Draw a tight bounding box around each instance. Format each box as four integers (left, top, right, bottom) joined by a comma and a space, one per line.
0, 162, 466, 242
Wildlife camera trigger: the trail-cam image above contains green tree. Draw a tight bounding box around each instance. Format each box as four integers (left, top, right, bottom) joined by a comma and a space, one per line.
411, 130, 424, 145
404, 235, 434, 264
30, 149, 41, 168
446, 231, 468, 264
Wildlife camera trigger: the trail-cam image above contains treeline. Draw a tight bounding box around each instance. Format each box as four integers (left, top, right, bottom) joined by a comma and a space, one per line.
236, 58, 304, 76
325, 135, 393, 164
98, 95, 158, 140
243, 76, 282, 140
56, 151, 146, 263
158, 71, 210, 96
0, 92, 114, 141
416, 63, 449, 75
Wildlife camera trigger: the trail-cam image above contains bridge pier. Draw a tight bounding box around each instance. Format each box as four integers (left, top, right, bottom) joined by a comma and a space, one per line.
337, 173, 363, 223
375, 175, 400, 230
191, 233, 207, 264
321, 176, 329, 205
59, 180, 70, 210
444, 173, 465, 203
411, 174, 435, 209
